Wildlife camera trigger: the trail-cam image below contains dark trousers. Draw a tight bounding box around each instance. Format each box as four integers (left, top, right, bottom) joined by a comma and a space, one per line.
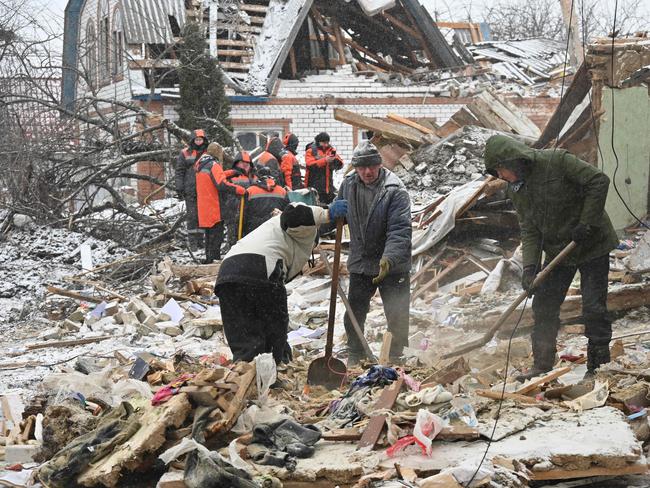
344, 272, 410, 358
185, 197, 203, 247
204, 221, 224, 263
218, 282, 291, 364
532, 253, 611, 366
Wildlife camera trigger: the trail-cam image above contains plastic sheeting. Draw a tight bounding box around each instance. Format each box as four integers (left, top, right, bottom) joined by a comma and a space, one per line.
412, 179, 486, 256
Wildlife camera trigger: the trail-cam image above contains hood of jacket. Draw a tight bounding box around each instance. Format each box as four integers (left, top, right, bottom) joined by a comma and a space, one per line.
484, 135, 535, 176
189, 129, 209, 151
265, 137, 284, 159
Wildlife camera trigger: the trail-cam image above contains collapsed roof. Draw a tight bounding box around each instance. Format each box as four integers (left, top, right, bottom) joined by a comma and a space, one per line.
214, 0, 465, 95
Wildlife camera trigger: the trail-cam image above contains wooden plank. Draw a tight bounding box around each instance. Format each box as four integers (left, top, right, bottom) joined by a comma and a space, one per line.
289, 47, 298, 77
410, 256, 436, 284
387, 113, 437, 135
217, 49, 252, 57
455, 176, 495, 218
331, 21, 347, 65
412, 255, 466, 301
334, 108, 424, 145
381, 12, 421, 39
529, 462, 648, 481
249, 15, 266, 25
358, 378, 404, 449
437, 424, 480, 441
477, 90, 541, 138
535, 62, 590, 148
476, 389, 542, 404
46, 285, 104, 304
467, 98, 513, 133
514, 367, 572, 395
217, 39, 254, 48
239, 4, 268, 13
379, 332, 393, 365
216, 23, 261, 34
25, 335, 117, 351
219, 61, 251, 70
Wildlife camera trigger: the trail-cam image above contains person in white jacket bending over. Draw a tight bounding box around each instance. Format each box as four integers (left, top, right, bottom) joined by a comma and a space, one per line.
214, 201, 348, 364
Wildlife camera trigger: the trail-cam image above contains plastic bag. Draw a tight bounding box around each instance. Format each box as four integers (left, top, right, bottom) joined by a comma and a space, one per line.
255, 353, 277, 403
386, 409, 446, 457
444, 396, 478, 428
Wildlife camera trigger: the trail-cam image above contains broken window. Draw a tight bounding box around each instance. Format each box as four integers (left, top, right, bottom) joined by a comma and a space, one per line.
234, 128, 284, 152
168, 15, 182, 38
144, 68, 179, 89
83, 21, 97, 89
147, 44, 175, 60
98, 0, 111, 83
111, 8, 124, 79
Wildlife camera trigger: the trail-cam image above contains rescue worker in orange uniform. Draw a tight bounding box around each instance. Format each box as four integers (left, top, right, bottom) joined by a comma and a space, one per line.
304, 132, 343, 204
175, 129, 209, 249
256, 135, 283, 183
282, 132, 303, 190
194, 142, 226, 263
219, 151, 258, 247
244, 167, 289, 236
256, 134, 302, 190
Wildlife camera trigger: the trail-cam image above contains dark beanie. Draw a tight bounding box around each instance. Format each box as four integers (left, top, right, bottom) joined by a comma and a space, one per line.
351, 141, 382, 167
280, 204, 315, 230
315, 132, 330, 144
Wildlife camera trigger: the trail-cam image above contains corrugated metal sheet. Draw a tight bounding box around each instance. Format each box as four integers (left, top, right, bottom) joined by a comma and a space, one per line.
122, 0, 186, 44
468, 38, 565, 80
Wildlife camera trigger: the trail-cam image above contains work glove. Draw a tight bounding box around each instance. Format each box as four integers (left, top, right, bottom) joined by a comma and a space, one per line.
572, 223, 594, 243
328, 199, 348, 220
373, 257, 391, 285
235, 185, 246, 197
521, 265, 537, 296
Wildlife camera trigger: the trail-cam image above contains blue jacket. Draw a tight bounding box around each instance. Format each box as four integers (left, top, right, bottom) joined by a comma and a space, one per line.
336, 169, 412, 276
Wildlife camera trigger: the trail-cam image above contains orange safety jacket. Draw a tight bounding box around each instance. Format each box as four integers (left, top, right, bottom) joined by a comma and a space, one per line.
194, 155, 225, 228
304, 143, 343, 196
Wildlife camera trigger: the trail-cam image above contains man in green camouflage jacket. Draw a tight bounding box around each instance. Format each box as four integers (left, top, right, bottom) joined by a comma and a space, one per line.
484, 135, 619, 380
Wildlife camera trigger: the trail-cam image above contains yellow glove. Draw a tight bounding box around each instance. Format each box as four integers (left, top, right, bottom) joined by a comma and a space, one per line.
373, 258, 391, 285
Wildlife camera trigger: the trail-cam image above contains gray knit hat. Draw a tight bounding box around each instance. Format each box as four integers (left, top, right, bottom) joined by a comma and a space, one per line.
351, 141, 382, 167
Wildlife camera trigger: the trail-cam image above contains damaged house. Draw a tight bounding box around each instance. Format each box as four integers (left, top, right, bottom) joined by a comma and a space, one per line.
61, 0, 564, 199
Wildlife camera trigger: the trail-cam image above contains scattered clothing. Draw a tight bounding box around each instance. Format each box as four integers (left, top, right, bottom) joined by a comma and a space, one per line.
351, 365, 398, 390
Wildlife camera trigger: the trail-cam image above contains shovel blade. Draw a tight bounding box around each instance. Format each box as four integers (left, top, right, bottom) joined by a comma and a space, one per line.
307, 355, 347, 390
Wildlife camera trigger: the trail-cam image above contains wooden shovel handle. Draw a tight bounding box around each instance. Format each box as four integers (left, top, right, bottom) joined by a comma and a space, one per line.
442, 241, 578, 359
325, 219, 344, 357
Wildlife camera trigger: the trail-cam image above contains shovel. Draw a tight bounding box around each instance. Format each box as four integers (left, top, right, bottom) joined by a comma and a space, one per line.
307, 219, 348, 389
318, 249, 377, 363
442, 241, 577, 359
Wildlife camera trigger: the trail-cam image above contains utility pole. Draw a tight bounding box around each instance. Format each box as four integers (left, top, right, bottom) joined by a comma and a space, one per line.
559, 0, 584, 68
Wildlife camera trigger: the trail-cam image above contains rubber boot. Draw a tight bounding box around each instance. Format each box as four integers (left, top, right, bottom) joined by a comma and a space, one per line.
515, 340, 556, 382
584, 344, 610, 379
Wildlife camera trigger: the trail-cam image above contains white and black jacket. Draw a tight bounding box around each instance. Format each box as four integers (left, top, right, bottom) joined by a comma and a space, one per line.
215, 204, 330, 290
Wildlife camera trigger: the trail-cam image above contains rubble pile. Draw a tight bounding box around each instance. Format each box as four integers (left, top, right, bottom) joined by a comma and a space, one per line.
403, 126, 497, 192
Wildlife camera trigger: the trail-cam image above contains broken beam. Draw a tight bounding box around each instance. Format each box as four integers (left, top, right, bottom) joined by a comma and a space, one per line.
334, 108, 423, 146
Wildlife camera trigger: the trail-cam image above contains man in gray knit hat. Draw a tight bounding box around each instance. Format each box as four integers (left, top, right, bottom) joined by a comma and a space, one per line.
334, 141, 412, 365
